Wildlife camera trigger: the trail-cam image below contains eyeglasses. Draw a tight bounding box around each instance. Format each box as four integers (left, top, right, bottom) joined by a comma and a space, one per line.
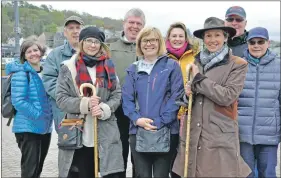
225, 17, 244, 23
141, 38, 159, 45
84, 39, 101, 45
248, 40, 266, 45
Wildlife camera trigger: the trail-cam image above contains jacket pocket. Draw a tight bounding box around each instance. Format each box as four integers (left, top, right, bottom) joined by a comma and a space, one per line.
209, 111, 236, 133
208, 111, 238, 150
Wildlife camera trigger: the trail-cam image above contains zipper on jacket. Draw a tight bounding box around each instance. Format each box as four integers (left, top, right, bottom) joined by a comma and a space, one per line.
146, 75, 151, 116
152, 73, 157, 91
252, 64, 259, 144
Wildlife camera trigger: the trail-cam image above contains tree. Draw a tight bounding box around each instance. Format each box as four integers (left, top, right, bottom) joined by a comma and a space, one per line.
51, 11, 64, 26
48, 5, 53, 11
19, 1, 25, 7
2, 13, 13, 43
40, 4, 49, 12
94, 19, 104, 27
1, 1, 124, 41
45, 23, 57, 33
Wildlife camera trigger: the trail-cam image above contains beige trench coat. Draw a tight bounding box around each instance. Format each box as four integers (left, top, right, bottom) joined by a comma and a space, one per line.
172, 53, 252, 177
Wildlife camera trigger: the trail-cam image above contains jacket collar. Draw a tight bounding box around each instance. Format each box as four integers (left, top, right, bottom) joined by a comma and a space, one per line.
195, 51, 230, 72
128, 55, 168, 73
243, 49, 277, 66
168, 49, 193, 60
227, 30, 248, 47
6, 60, 40, 75
61, 40, 75, 57
119, 31, 136, 45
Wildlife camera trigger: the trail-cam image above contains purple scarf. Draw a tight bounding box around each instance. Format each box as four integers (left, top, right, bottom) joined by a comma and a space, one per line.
166, 40, 188, 59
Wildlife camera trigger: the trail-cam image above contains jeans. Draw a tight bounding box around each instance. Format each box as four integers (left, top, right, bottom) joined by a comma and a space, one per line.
130, 134, 179, 178
240, 142, 278, 178
15, 132, 51, 178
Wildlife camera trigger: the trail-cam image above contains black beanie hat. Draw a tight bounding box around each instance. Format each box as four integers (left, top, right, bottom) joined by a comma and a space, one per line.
79, 26, 105, 42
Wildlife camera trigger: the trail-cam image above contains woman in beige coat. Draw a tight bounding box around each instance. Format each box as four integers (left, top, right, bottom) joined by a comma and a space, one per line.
56, 26, 124, 178
172, 17, 251, 177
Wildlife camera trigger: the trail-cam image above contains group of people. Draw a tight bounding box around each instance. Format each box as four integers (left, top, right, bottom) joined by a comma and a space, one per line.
6, 5, 280, 178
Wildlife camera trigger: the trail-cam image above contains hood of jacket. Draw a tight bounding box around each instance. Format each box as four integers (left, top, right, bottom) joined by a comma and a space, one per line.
61, 40, 75, 57
6, 61, 37, 75
119, 31, 136, 45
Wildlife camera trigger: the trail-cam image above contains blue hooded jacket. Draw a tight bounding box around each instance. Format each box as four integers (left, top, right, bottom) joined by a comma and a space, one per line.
6, 61, 53, 134
122, 55, 184, 134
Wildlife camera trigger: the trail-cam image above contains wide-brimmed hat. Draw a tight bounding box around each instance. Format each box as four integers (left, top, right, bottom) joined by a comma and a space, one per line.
193, 17, 236, 39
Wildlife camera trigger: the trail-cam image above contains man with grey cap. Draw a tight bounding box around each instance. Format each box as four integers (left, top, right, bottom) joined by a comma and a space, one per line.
42, 15, 83, 178
110, 8, 145, 178
224, 6, 248, 57
237, 27, 280, 178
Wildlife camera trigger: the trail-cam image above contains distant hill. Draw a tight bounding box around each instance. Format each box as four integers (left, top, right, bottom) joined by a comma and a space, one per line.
1, 1, 123, 43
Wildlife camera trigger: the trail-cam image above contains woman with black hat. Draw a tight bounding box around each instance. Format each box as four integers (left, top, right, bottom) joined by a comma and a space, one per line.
172, 17, 251, 177
55, 26, 124, 178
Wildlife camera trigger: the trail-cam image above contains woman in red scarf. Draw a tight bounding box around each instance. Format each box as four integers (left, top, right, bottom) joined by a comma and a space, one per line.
166, 22, 200, 178
56, 26, 124, 178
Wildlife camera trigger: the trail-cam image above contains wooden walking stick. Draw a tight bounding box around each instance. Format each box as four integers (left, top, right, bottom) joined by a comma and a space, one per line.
79, 83, 98, 178
183, 64, 193, 178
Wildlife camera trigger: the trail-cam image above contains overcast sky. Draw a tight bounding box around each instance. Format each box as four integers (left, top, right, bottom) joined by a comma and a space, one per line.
30, 1, 280, 41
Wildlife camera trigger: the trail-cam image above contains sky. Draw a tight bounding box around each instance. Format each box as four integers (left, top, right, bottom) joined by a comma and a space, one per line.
29, 1, 280, 41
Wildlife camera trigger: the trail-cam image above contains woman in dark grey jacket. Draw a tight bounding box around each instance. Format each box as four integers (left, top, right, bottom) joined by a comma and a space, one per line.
56, 26, 124, 178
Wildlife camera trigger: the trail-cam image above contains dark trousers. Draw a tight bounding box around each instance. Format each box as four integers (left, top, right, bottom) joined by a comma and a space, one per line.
170, 120, 181, 178
15, 132, 51, 178
240, 142, 278, 178
130, 134, 179, 178
68, 145, 119, 178
115, 105, 135, 178
170, 149, 181, 178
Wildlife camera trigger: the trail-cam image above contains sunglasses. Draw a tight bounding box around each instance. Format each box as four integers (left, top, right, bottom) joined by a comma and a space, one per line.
248, 40, 266, 45
225, 17, 244, 23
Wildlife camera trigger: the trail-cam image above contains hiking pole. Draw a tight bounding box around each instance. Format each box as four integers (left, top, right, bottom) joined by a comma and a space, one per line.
79, 83, 98, 178
183, 64, 193, 178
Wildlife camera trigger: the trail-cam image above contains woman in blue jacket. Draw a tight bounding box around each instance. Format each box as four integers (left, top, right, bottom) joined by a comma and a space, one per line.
238, 27, 280, 178
6, 38, 53, 178
122, 26, 184, 178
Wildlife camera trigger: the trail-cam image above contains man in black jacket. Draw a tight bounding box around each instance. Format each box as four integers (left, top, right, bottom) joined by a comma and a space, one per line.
224, 6, 248, 57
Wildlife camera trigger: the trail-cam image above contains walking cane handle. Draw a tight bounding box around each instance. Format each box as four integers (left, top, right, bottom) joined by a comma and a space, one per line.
79, 83, 99, 177
79, 83, 96, 97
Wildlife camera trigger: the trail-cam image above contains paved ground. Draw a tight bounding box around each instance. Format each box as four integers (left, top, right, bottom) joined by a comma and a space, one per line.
1, 120, 132, 177
1, 119, 280, 177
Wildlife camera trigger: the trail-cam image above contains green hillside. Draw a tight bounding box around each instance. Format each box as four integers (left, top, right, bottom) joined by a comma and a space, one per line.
1, 1, 123, 43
